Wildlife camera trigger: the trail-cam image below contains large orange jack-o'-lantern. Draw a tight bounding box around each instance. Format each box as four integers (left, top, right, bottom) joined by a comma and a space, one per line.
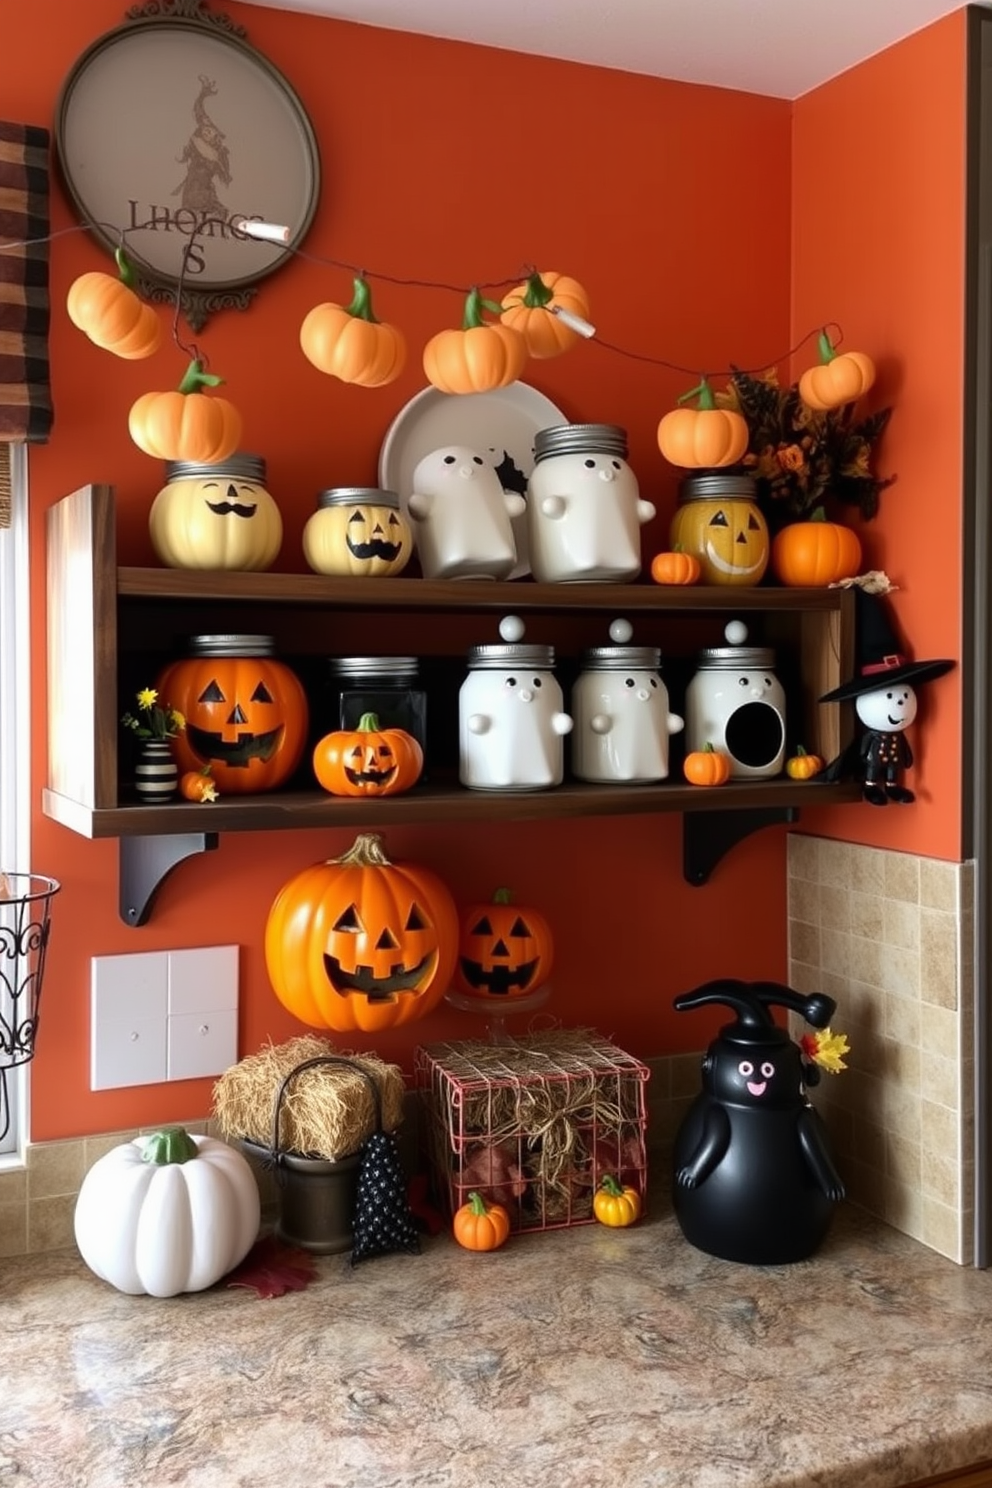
265, 833, 459, 1034
157, 635, 308, 795
453, 888, 554, 1000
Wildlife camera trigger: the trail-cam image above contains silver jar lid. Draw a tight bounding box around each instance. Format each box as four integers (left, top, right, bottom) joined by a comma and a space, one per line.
165, 453, 266, 484
533, 423, 628, 462
329, 656, 419, 677
317, 487, 401, 509
678, 471, 756, 502
186, 634, 276, 657
467, 644, 555, 670
696, 645, 776, 668
581, 646, 662, 670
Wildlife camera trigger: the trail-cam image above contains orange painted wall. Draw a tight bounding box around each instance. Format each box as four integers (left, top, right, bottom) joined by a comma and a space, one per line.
792, 11, 967, 861
10, 0, 800, 1141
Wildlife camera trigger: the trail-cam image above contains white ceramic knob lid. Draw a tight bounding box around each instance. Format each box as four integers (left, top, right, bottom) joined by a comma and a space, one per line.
609, 618, 633, 644
500, 615, 526, 643
725, 620, 749, 646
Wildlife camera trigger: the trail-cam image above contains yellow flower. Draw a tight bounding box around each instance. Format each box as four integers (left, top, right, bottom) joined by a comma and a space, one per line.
137, 688, 159, 710
170, 709, 186, 731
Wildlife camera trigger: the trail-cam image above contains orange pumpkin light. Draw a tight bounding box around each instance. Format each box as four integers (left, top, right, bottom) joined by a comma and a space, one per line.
771, 512, 863, 587
657, 378, 749, 470
499, 270, 591, 359
423, 288, 528, 394
798, 330, 876, 411
300, 276, 407, 388
66, 248, 161, 360
312, 712, 423, 797
453, 888, 554, 1000
650, 549, 702, 587
683, 742, 732, 787
128, 359, 242, 464
264, 832, 459, 1034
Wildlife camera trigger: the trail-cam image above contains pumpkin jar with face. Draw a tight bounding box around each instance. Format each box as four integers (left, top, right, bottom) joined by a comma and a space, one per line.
453, 888, 554, 1001
265, 832, 459, 1034
669, 472, 769, 588
303, 487, 412, 579
149, 454, 283, 572
157, 634, 309, 795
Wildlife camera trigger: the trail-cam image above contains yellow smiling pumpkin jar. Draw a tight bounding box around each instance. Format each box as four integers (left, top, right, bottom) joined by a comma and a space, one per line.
149, 454, 283, 572
669, 473, 769, 588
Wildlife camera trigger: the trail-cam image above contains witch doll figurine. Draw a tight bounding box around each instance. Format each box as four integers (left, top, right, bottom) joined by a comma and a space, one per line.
818, 586, 954, 805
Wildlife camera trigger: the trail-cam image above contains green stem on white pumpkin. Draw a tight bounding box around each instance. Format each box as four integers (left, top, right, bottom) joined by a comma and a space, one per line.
141, 1127, 199, 1165
177, 358, 225, 395
114, 245, 138, 290
462, 288, 504, 329
815, 329, 837, 365
677, 376, 716, 410
518, 271, 554, 309
330, 832, 393, 869
344, 276, 381, 323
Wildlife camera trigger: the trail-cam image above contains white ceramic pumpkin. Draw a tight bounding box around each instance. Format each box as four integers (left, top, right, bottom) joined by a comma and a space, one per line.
148, 455, 283, 572
73, 1127, 260, 1297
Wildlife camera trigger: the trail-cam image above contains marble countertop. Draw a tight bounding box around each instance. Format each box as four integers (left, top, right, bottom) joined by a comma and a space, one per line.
5, 1200, 992, 1488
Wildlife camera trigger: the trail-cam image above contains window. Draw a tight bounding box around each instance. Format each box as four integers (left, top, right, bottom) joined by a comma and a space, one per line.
0, 444, 30, 1155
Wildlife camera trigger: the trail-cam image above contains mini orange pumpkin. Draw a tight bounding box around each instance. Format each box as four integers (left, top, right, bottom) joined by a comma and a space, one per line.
453, 1191, 511, 1251
798, 330, 876, 411
179, 767, 218, 802
650, 548, 702, 586
658, 378, 749, 470
128, 360, 242, 464
312, 712, 423, 797
423, 288, 528, 394
499, 270, 591, 359
300, 276, 406, 388
683, 742, 732, 787
771, 513, 863, 587
264, 832, 459, 1034
453, 888, 554, 1000
67, 248, 161, 360
785, 745, 825, 780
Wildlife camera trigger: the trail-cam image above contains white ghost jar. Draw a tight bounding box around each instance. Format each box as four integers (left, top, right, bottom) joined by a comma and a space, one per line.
685, 620, 787, 779
571, 618, 684, 783
407, 444, 526, 580
526, 424, 656, 583
459, 615, 573, 790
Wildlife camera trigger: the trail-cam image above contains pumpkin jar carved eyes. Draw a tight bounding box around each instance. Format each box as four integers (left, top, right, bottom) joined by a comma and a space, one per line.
303, 488, 412, 579
453, 888, 554, 1000
313, 713, 423, 797
669, 474, 769, 588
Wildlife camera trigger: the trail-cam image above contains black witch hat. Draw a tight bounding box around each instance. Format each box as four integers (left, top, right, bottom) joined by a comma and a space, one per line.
819, 587, 954, 704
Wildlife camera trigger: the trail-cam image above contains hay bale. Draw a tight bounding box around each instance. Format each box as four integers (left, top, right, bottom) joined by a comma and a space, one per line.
212, 1036, 406, 1161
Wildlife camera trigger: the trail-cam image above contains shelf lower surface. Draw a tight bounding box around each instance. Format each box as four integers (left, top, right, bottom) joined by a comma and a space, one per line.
42, 778, 863, 839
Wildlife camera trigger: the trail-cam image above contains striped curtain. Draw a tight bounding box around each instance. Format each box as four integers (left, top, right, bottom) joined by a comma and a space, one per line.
0, 121, 52, 528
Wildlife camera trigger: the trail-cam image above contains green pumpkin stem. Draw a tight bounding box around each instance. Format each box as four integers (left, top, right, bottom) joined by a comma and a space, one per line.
177, 358, 225, 395
331, 832, 393, 869
344, 276, 380, 324
467, 1191, 489, 1215
462, 288, 504, 329
519, 271, 554, 310
816, 329, 837, 365
114, 245, 138, 290
356, 712, 382, 732
677, 377, 716, 411
142, 1127, 198, 1165
809, 507, 828, 523
492, 887, 513, 906
599, 1174, 623, 1196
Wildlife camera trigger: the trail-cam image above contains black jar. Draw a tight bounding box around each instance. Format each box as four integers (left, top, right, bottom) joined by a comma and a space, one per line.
327, 656, 429, 769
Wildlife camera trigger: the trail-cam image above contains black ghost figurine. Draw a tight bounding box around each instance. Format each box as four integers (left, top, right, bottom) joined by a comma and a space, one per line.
671, 979, 846, 1265
350, 1129, 421, 1266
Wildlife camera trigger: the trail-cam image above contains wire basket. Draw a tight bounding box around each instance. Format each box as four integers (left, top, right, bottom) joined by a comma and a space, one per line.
0, 873, 59, 1141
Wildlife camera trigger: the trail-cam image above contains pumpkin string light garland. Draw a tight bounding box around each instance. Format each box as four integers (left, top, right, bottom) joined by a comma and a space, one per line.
66, 244, 162, 360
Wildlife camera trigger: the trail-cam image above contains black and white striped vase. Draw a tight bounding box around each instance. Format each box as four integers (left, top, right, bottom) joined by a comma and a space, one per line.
134, 739, 179, 803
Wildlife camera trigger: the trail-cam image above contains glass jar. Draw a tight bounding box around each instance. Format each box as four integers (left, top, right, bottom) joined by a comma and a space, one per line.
669, 472, 769, 587
525, 423, 656, 583
684, 621, 786, 778
571, 637, 684, 783
302, 487, 412, 578
458, 617, 572, 790
148, 452, 283, 572
328, 656, 428, 764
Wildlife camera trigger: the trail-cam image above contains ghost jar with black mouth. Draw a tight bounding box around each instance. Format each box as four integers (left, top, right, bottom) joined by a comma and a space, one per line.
264, 833, 459, 1034
148, 454, 284, 572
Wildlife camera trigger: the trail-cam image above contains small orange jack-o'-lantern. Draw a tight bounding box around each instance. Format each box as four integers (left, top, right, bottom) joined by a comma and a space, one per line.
453, 888, 554, 1000
313, 713, 423, 797
669, 474, 769, 588
264, 833, 459, 1034
157, 636, 308, 795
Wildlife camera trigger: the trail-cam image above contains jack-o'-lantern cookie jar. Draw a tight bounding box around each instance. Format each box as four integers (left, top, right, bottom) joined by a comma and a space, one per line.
149, 454, 283, 572
157, 634, 308, 795
669, 471, 769, 587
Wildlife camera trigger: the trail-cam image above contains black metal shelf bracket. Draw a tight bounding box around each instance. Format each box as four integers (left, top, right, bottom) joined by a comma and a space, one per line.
683, 807, 799, 886
119, 833, 219, 926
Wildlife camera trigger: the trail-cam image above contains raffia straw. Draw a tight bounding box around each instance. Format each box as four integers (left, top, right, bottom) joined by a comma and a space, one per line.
212, 1035, 406, 1161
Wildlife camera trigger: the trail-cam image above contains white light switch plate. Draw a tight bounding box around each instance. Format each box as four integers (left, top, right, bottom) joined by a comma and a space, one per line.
167, 1007, 238, 1081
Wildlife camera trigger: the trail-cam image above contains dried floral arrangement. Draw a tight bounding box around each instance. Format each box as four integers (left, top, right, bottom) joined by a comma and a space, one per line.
718, 366, 895, 531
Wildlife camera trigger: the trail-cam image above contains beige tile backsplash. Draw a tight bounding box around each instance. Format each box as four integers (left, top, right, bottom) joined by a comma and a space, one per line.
787, 833, 975, 1265
0, 836, 975, 1264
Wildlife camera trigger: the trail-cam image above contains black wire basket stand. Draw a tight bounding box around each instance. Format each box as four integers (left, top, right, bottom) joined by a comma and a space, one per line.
0, 873, 59, 1142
